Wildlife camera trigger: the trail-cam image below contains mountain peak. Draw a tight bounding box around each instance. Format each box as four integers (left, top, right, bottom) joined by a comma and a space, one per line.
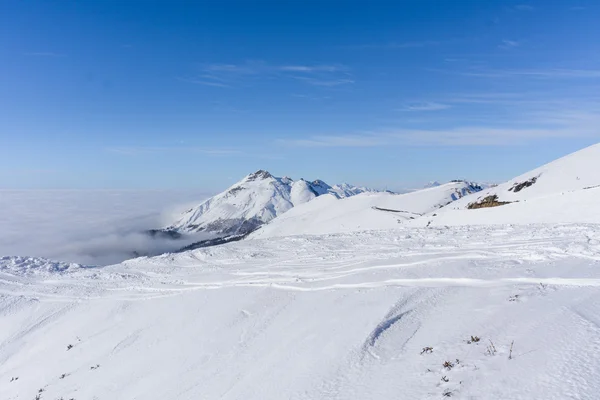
424, 181, 441, 188
246, 170, 273, 181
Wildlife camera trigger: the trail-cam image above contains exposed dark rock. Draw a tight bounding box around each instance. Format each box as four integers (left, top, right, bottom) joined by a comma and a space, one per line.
467, 195, 512, 209
178, 234, 249, 252
246, 170, 272, 181
199, 217, 263, 237
227, 186, 245, 196
509, 176, 538, 193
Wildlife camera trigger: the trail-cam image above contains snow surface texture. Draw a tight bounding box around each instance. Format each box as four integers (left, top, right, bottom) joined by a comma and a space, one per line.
251, 181, 481, 238
166, 170, 375, 235
0, 189, 210, 265
1, 225, 600, 399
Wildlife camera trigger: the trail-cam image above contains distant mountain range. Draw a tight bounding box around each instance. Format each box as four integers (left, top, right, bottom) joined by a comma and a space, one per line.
158, 139, 600, 248
162, 170, 378, 238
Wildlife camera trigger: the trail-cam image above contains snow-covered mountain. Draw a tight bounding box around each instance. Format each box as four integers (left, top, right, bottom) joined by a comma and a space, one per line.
165, 170, 376, 236
250, 180, 482, 238
423, 180, 441, 188
413, 143, 600, 226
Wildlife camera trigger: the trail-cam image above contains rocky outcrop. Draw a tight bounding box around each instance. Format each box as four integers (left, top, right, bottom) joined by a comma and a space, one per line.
467, 195, 512, 209
509, 176, 538, 193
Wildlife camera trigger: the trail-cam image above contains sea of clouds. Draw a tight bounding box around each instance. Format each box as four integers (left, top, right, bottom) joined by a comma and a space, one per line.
0, 189, 213, 266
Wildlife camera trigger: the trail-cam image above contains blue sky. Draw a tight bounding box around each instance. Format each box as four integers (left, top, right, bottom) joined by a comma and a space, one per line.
1, 0, 599, 190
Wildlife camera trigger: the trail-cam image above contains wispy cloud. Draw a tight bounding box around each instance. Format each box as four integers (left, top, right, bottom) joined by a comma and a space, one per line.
0, 168, 58, 175
182, 61, 352, 88
499, 40, 520, 49
435, 68, 600, 79
107, 146, 242, 156
279, 98, 600, 147
279, 65, 345, 72
280, 125, 599, 148
514, 4, 534, 11
292, 76, 354, 86
291, 94, 332, 100
23, 52, 65, 57
399, 102, 451, 111
343, 40, 442, 50
279, 135, 386, 148
177, 77, 230, 88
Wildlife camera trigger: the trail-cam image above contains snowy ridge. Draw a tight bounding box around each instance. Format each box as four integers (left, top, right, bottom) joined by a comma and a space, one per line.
461, 143, 600, 205
166, 170, 376, 235
414, 143, 600, 226
251, 181, 482, 238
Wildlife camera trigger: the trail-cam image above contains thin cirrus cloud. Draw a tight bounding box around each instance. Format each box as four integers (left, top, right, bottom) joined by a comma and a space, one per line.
514, 4, 534, 11
106, 146, 285, 160
180, 61, 352, 88
399, 102, 451, 111
23, 52, 65, 57
499, 40, 520, 49
107, 146, 242, 156
278, 102, 600, 147
279, 125, 598, 148
176, 77, 231, 88
291, 76, 355, 87
278, 135, 387, 148
342, 40, 442, 50
434, 67, 600, 79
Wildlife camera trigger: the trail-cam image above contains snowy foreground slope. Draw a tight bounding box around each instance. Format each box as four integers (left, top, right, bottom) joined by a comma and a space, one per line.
251, 181, 481, 238
3, 224, 600, 399
413, 143, 600, 227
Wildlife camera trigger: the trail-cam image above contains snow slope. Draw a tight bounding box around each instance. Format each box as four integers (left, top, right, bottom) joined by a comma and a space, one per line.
166, 170, 375, 235
1, 224, 600, 399
413, 143, 600, 227
251, 181, 481, 238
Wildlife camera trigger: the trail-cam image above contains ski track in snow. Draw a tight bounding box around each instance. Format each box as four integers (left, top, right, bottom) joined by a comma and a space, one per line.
2, 224, 600, 399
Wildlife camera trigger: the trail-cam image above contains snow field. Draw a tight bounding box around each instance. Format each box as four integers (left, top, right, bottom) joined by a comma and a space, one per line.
1, 224, 600, 399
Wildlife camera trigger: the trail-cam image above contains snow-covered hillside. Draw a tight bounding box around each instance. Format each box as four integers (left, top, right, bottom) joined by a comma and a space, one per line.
2, 225, 600, 400
165, 170, 375, 236
251, 181, 481, 238
413, 143, 600, 227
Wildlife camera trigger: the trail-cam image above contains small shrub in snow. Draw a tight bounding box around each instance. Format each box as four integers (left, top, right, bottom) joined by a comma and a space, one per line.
90, 364, 100, 370
66, 344, 73, 351
441, 376, 449, 382
467, 335, 480, 344
509, 341, 515, 360
10, 376, 18, 382
443, 361, 454, 370
486, 340, 497, 356
420, 346, 433, 355
59, 373, 69, 379
508, 294, 520, 302
443, 389, 453, 397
